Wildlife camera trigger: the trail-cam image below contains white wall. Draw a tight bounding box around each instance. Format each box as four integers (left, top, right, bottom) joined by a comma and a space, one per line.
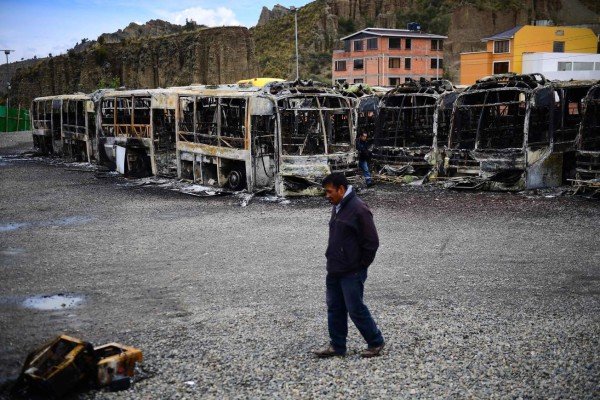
522, 52, 600, 80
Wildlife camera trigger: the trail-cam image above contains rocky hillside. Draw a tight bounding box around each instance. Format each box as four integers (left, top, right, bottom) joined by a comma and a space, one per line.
12, 26, 259, 106
97, 19, 198, 44
254, 0, 600, 83
10, 0, 599, 106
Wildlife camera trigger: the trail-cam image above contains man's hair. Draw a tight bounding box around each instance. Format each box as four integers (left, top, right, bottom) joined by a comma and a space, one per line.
360, 132, 368, 136
322, 172, 349, 189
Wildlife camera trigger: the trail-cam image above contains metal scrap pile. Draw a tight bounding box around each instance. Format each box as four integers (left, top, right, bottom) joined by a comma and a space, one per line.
11, 335, 143, 399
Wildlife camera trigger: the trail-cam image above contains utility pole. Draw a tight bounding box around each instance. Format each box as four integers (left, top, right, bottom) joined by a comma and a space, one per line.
2, 50, 14, 132
290, 7, 299, 81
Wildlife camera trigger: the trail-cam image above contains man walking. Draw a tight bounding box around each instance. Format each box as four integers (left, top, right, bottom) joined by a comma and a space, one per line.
356, 132, 374, 187
314, 173, 385, 358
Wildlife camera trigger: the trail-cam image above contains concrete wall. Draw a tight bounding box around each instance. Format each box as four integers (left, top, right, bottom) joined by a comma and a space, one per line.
522, 52, 600, 80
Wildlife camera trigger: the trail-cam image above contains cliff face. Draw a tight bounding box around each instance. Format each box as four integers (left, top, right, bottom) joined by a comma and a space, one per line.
257, 4, 292, 26
97, 19, 186, 44
13, 27, 259, 106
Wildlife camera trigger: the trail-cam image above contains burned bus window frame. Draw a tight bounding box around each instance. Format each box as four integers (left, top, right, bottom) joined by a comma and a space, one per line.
476, 90, 528, 150
278, 95, 352, 156
220, 97, 247, 149
377, 94, 438, 149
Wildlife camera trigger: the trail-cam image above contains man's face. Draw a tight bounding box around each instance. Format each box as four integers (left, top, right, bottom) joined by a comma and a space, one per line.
360, 133, 368, 142
324, 183, 346, 205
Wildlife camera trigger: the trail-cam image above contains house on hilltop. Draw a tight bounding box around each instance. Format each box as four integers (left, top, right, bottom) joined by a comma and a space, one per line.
332, 27, 447, 87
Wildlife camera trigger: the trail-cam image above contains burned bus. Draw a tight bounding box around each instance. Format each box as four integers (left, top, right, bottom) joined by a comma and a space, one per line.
31, 94, 96, 161
31, 96, 60, 155
551, 80, 599, 180
446, 74, 596, 190
373, 79, 456, 176
337, 83, 382, 139
175, 81, 356, 196
94, 89, 177, 177
576, 83, 600, 182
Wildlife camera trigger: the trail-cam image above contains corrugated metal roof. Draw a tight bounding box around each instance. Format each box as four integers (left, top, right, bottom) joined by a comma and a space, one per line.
341, 27, 447, 41
481, 26, 523, 42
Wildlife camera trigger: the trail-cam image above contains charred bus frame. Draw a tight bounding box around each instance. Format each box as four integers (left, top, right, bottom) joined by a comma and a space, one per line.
94, 89, 177, 177
31, 96, 61, 155
373, 79, 456, 176
31, 94, 96, 161
576, 83, 600, 183
175, 82, 356, 196
446, 74, 596, 190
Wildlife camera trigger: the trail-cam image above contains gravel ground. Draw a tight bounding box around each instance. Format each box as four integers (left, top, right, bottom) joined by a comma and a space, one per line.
0, 131, 599, 399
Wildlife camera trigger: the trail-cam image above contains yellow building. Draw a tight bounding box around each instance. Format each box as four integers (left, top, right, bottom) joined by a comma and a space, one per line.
460, 25, 599, 85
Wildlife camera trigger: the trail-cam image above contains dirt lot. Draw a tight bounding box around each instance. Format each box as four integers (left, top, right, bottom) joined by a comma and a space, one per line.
0, 132, 599, 399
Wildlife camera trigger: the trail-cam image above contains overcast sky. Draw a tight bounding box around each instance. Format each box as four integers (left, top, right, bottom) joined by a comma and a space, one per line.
0, 0, 312, 64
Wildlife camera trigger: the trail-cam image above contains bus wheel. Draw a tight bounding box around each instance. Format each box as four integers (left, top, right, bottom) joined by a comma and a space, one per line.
227, 169, 245, 190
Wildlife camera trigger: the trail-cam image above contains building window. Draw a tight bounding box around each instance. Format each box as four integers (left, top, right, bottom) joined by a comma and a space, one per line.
558, 62, 572, 71
389, 57, 401, 69
367, 38, 378, 50
389, 77, 401, 86
431, 39, 442, 50
596, 62, 600, 71
336, 79, 346, 84
389, 37, 401, 49
553, 41, 565, 52
494, 40, 510, 54
334, 61, 347, 71
354, 59, 364, 70
354, 40, 364, 51
354, 79, 363, 84
493, 61, 509, 74
404, 57, 411, 70
431, 58, 443, 69
573, 62, 594, 71
344, 40, 351, 52
405, 38, 412, 50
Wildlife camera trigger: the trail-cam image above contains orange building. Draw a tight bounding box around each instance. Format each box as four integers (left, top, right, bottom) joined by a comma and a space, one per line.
460, 24, 599, 85
332, 28, 447, 86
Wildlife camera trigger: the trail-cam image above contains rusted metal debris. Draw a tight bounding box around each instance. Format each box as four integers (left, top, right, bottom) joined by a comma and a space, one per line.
11, 335, 143, 398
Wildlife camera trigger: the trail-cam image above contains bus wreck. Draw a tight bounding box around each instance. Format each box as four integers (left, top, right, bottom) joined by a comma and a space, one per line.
445, 74, 549, 190
31, 94, 96, 161
574, 83, 600, 195
176, 81, 356, 196
94, 88, 177, 177
446, 74, 597, 190
373, 79, 456, 177
337, 83, 382, 140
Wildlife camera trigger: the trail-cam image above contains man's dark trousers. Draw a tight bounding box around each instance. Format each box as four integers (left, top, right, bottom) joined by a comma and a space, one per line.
326, 269, 384, 353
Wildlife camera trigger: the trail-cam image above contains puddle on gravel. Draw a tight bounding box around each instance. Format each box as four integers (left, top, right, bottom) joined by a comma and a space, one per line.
22, 294, 84, 310
0, 247, 26, 256
0, 215, 95, 233
0, 222, 29, 232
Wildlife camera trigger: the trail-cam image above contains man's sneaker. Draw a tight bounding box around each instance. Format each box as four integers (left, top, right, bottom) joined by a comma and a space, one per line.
366, 181, 375, 187
313, 345, 345, 358
361, 342, 385, 358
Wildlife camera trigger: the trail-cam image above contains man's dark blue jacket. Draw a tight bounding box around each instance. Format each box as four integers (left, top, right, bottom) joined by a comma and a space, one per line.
326, 190, 379, 276
356, 138, 371, 161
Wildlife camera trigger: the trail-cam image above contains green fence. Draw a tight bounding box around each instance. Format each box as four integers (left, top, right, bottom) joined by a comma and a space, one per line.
0, 106, 31, 132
